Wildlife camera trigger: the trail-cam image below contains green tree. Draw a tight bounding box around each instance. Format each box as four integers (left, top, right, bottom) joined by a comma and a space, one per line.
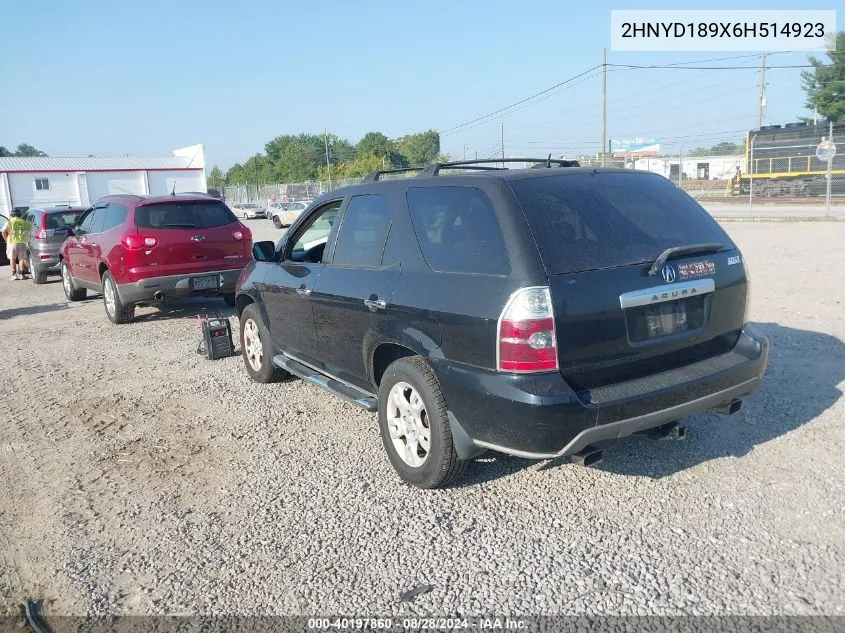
801, 31, 845, 122
318, 152, 385, 180
265, 133, 328, 181
14, 143, 47, 157
328, 136, 356, 164
688, 142, 741, 157
356, 132, 393, 159
226, 163, 248, 185
688, 147, 711, 157
395, 130, 440, 166
207, 165, 224, 189
0, 146, 11, 157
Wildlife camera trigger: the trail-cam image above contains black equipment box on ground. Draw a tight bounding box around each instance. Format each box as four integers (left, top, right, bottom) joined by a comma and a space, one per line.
197, 312, 234, 360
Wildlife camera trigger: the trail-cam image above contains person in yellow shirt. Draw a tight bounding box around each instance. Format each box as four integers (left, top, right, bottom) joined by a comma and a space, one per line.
1, 209, 32, 280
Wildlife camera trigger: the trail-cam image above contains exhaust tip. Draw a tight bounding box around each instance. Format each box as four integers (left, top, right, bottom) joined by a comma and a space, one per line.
153, 291, 165, 302
571, 446, 604, 468
715, 398, 743, 415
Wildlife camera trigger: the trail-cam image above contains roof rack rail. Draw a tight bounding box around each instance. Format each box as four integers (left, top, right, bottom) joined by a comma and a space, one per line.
362, 167, 426, 182
417, 157, 580, 177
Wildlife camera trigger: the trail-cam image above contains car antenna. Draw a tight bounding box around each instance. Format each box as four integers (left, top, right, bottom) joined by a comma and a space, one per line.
171, 181, 176, 196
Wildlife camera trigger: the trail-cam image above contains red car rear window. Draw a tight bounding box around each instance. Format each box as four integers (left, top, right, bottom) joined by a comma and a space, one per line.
134, 202, 237, 230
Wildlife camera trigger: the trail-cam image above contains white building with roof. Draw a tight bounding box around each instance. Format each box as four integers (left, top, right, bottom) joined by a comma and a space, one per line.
0, 144, 206, 215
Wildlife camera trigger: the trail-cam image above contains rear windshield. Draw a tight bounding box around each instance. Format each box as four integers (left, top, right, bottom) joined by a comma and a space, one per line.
509, 172, 732, 274
134, 202, 238, 230
46, 211, 84, 230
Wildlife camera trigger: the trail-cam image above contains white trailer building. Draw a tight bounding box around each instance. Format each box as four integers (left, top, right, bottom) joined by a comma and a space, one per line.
0, 144, 206, 215
633, 154, 745, 181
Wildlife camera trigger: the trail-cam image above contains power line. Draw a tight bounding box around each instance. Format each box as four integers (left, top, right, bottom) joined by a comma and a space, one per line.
438, 65, 602, 135
607, 63, 817, 70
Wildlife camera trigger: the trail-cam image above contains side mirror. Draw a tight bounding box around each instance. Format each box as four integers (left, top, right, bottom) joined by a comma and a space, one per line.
252, 240, 276, 262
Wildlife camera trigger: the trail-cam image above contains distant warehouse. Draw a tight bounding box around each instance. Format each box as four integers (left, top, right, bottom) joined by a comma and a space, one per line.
0, 144, 206, 215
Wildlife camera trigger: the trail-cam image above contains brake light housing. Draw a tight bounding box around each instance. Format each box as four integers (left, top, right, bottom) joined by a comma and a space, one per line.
121, 235, 159, 250
497, 286, 558, 373
34, 228, 48, 240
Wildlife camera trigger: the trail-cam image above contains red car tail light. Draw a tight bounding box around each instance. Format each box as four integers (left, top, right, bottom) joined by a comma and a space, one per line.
122, 235, 159, 250
233, 228, 250, 241
497, 287, 558, 373
34, 228, 48, 240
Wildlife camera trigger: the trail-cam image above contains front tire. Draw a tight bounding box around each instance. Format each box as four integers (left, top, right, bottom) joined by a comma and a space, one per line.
102, 271, 134, 324
240, 303, 286, 383
61, 261, 86, 301
378, 356, 468, 489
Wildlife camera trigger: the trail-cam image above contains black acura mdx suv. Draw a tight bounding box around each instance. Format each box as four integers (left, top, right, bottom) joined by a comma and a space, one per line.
234, 159, 769, 489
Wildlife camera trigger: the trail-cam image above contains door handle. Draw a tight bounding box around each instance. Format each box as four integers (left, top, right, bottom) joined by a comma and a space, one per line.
296, 286, 311, 297
364, 298, 387, 310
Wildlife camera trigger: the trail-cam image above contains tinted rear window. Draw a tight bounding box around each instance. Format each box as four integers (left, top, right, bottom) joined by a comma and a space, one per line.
45, 211, 84, 230
406, 186, 510, 276
509, 172, 732, 274
134, 202, 237, 230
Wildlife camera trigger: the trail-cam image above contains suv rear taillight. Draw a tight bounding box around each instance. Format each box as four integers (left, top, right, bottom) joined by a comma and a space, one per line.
121, 235, 159, 250
233, 226, 251, 241
497, 286, 558, 373
34, 229, 48, 240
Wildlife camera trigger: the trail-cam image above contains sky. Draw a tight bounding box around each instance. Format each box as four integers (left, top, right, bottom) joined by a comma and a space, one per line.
0, 0, 838, 172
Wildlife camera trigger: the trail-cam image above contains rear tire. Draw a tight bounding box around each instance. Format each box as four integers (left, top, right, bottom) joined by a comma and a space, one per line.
239, 303, 286, 383
102, 271, 134, 324
377, 356, 468, 489
273, 216, 283, 229
61, 261, 86, 301
30, 257, 47, 285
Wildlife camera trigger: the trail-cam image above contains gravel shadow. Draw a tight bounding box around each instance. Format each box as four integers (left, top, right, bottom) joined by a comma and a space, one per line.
132, 297, 238, 323
596, 321, 845, 479
0, 302, 68, 319
458, 321, 844, 485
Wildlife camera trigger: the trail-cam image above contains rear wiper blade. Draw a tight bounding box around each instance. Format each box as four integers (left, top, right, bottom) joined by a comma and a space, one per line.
647, 243, 724, 276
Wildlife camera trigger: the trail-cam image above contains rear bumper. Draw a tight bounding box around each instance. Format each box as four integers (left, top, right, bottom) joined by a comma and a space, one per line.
116, 269, 243, 304
28, 245, 61, 271
438, 326, 769, 460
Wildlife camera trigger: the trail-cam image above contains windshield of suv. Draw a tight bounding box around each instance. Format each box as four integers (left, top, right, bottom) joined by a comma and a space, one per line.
509, 172, 733, 274
134, 202, 238, 230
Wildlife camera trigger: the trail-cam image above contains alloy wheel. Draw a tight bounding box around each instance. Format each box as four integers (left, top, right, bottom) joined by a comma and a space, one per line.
386, 382, 431, 467
243, 318, 263, 371
103, 277, 116, 317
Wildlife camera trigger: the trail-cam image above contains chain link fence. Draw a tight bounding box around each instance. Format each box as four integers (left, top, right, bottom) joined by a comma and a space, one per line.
219, 124, 843, 216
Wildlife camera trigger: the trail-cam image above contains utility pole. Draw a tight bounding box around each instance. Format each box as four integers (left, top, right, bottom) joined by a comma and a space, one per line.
756, 54, 767, 129
501, 122, 505, 168
826, 121, 833, 216
324, 128, 332, 189
601, 46, 607, 167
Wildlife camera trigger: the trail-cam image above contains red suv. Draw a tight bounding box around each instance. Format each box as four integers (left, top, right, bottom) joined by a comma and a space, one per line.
60, 194, 252, 324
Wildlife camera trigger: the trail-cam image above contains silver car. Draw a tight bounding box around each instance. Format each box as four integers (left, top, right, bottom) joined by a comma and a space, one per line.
269, 200, 311, 228
231, 202, 267, 220
24, 206, 90, 284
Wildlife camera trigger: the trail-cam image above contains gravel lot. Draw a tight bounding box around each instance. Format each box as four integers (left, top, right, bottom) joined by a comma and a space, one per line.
1, 220, 844, 618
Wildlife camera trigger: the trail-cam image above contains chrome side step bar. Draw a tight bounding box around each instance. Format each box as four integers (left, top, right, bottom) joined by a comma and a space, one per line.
272, 354, 378, 413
